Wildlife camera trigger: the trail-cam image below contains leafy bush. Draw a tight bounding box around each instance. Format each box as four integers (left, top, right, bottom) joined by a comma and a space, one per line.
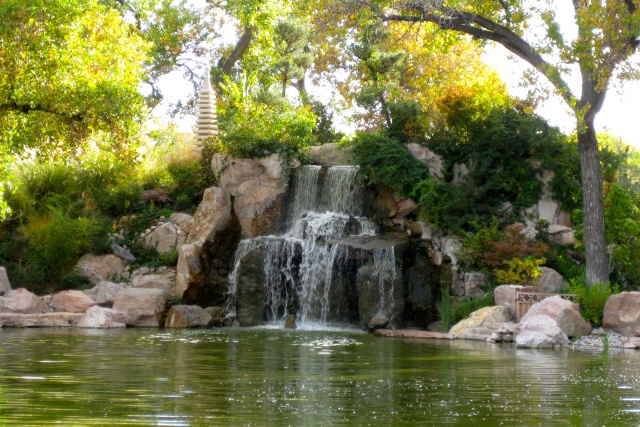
346, 133, 433, 197
424, 105, 575, 230
216, 99, 317, 159
494, 257, 546, 285
567, 278, 619, 326
24, 207, 109, 287
461, 220, 550, 274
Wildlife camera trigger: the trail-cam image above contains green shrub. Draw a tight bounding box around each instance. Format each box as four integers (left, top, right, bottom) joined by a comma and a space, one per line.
217, 100, 317, 159
25, 207, 109, 286
567, 278, 619, 326
346, 133, 433, 197
452, 293, 495, 323
494, 257, 546, 285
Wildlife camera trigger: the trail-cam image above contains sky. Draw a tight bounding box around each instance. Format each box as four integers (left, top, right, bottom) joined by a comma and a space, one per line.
483, 46, 640, 148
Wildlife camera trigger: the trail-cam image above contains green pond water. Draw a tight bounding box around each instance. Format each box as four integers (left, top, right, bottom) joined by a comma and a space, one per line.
0, 328, 639, 426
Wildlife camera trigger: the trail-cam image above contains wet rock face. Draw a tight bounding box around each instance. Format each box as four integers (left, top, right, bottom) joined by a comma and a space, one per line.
235, 248, 267, 326
403, 247, 439, 329
176, 186, 241, 307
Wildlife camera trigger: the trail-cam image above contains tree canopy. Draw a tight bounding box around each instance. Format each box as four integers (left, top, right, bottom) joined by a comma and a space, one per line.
350, 0, 640, 284
0, 0, 149, 162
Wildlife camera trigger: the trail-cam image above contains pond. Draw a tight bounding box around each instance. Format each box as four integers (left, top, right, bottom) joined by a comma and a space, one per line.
0, 327, 639, 426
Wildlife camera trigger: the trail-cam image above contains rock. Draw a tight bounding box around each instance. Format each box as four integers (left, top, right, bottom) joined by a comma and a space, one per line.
77, 306, 129, 328
257, 153, 287, 180
494, 285, 524, 320
373, 329, 454, 339
284, 314, 297, 330
357, 262, 404, 329
406, 221, 424, 237
131, 269, 177, 296
307, 143, 352, 165
169, 212, 195, 234
406, 143, 444, 179
558, 230, 578, 246
0, 312, 83, 327
464, 272, 486, 297
235, 248, 267, 326
112, 288, 169, 327
603, 292, 640, 336
165, 305, 212, 328
233, 179, 287, 237
205, 306, 231, 327
110, 242, 136, 262
394, 199, 416, 220
516, 314, 569, 348
84, 281, 123, 307
451, 272, 465, 297
50, 290, 95, 313
144, 222, 184, 254
449, 306, 511, 339
187, 187, 235, 245
368, 316, 389, 332
533, 267, 565, 293
521, 295, 591, 337
0, 266, 11, 296
0, 288, 49, 314
175, 243, 204, 298
210, 154, 290, 237
371, 185, 399, 220
75, 254, 126, 285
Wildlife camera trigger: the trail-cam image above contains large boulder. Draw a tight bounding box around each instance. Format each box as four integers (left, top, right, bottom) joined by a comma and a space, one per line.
494, 285, 524, 320
175, 243, 204, 298
307, 143, 352, 166
235, 248, 267, 326
464, 272, 486, 297
603, 292, 640, 336
187, 187, 235, 245
50, 290, 95, 313
0, 266, 11, 296
406, 143, 444, 179
520, 295, 591, 337
84, 281, 123, 307
130, 269, 177, 296
515, 314, 569, 348
169, 212, 195, 234
77, 306, 129, 328
75, 254, 126, 284
357, 263, 404, 329
533, 267, 565, 293
143, 222, 185, 254
112, 288, 168, 327
0, 288, 48, 314
165, 305, 212, 328
210, 153, 292, 237
449, 306, 511, 339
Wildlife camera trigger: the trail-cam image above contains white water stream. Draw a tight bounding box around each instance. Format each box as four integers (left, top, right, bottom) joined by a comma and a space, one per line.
227, 165, 397, 327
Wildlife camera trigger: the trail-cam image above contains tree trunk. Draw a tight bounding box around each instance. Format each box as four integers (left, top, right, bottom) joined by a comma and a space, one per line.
577, 117, 609, 284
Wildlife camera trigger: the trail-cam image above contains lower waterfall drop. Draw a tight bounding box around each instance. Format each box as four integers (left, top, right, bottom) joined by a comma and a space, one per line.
227, 165, 401, 328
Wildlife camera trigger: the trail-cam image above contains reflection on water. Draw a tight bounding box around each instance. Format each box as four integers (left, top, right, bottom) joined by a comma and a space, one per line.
0, 328, 639, 426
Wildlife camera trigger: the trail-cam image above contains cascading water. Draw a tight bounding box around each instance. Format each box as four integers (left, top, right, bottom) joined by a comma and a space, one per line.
227, 165, 399, 328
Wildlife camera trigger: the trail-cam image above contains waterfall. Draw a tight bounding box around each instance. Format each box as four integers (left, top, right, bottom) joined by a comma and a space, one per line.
228, 165, 398, 327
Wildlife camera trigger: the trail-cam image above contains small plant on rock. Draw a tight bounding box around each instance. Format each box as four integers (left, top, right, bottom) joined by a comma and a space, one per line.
567, 278, 619, 326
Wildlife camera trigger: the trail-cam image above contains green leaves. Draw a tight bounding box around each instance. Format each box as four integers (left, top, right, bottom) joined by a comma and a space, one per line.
0, 0, 148, 159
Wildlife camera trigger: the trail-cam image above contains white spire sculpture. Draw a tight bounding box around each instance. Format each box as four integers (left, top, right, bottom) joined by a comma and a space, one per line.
193, 68, 218, 144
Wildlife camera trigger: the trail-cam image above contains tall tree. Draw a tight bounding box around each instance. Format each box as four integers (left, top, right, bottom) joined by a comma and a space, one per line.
273, 17, 313, 97
353, 0, 640, 284
0, 0, 149, 159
